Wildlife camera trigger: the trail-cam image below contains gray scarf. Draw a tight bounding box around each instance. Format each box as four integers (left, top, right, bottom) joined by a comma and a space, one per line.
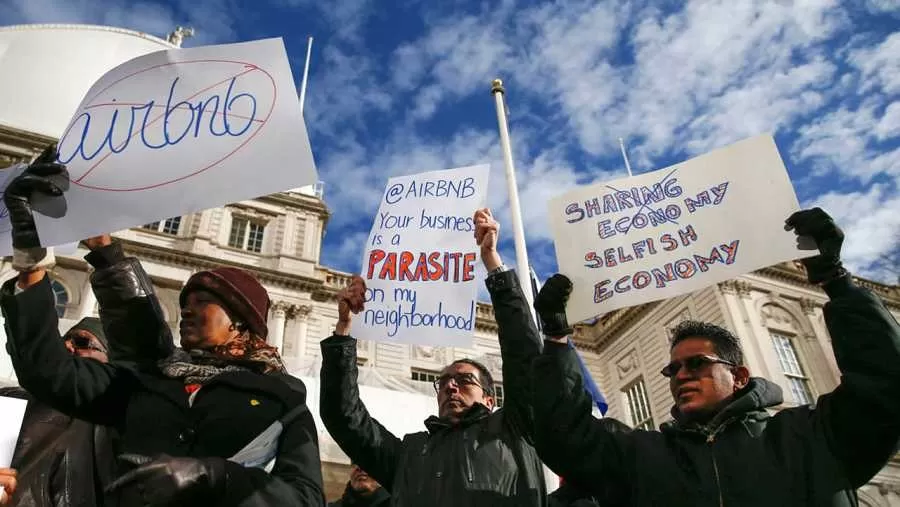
157, 349, 252, 385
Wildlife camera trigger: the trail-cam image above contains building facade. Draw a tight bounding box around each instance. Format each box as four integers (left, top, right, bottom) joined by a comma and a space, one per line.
1, 22, 898, 504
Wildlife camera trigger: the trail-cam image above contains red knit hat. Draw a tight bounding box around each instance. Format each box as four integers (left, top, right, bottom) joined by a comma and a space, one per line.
180, 267, 270, 338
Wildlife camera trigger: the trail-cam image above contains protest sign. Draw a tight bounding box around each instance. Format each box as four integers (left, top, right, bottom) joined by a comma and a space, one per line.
24, 38, 316, 250
549, 135, 805, 323
0, 395, 27, 467
354, 165, 490, 347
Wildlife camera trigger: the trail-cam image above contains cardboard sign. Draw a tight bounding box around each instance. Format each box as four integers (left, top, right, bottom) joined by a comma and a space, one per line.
26, 38, 316, 248
549, 135, 804, 323
354, 165, 490, 347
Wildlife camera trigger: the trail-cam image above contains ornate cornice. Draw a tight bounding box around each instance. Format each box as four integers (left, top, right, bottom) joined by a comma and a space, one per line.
118, 238, 326, 293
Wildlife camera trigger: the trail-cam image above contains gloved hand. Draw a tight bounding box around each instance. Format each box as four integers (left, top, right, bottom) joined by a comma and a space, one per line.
3, 144, 68, 250
107, 454, 226, 506
534, 274, 574, 337
784, 207, 846, 284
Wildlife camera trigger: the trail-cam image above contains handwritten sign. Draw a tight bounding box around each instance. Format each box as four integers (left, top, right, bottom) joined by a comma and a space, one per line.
549, 135, 804, 323
0, 396, 27, 467
25, 38, 316, 249
354, 165, 490, 347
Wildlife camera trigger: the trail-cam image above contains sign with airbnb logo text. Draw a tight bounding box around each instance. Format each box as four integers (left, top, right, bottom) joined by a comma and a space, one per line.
354, 164, 490, 347
25, 37, 316, 250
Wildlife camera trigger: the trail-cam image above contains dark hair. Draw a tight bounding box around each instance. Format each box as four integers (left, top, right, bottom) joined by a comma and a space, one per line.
670, 320, 745, 365
447, 358, 496, 396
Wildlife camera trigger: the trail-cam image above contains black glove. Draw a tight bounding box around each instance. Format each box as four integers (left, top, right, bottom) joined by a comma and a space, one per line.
107, 454, 226, 507
785, 207, 846, 284
3, 144, 68, 249
534, 274, 574, 337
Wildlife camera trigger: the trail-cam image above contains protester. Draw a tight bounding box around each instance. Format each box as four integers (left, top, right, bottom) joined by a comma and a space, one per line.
531, 208, 900, 506
0, 317, 115, 507
1, 145, 326, 507
319, 207, 547, 506
328, 464, 389, 507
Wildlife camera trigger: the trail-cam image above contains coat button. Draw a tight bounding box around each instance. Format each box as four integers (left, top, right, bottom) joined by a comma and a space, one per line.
435, 472, 442, 478
177, 428, 195, 444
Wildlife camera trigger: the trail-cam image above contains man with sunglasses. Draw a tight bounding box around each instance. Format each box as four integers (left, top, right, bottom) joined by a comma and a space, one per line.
319, 208, 548, 506
529, 208, 900, 506
0, 317, 112, 507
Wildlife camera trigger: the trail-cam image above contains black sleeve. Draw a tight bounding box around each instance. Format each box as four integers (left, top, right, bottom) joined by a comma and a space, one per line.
531, 341, 632, 501
809, 276, 900, 487
319, 335, 402, 491
86, 242, 175, 365
225, 406, 326, 507
1, 274, 135, 426
486, 269, 543, 440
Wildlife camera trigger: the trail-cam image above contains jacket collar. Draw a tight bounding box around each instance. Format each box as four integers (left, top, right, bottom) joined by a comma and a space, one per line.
424, 403, 492, 434
339, 483, 390, 506
662, 377, 783, 436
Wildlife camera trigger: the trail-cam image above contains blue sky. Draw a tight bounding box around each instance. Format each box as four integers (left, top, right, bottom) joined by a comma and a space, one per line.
2, 0, 898, 285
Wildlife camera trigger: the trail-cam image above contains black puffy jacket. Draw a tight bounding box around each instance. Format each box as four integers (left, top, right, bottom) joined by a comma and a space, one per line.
320, 269, 548, 507
532, 276, 900, 506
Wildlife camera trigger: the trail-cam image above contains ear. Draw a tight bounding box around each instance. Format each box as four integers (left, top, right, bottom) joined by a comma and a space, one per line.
482, 394, 496, 411
732, 365, 751, 391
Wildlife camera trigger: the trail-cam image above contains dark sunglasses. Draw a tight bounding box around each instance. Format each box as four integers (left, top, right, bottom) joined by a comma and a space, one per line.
661, 354, 736, 378
433, 372, 490, 394
68, 335, 106, 353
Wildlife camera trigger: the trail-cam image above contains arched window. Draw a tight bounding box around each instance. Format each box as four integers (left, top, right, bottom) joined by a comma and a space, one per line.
50, 279, 69, 318
761, 303, 816, 405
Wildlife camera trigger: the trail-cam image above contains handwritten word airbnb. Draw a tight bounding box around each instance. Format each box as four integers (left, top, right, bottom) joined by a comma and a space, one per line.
59, 76, 258, 164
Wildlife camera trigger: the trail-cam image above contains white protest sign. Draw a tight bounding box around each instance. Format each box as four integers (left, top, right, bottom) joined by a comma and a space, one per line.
354, 165, 490, 347
27, 38, 316, 249
0, 396, 27, 467
549, 135, 804, 323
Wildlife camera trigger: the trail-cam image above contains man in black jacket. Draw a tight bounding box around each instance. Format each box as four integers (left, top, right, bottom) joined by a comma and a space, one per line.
0, 317, 114, 507
319, 207, 548, 507
530, 208, 900, 506
328, 464, 389, 507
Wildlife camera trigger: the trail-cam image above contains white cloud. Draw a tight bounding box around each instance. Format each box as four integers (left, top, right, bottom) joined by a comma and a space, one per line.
850, 32, 900, 95
811, 179, 900, 281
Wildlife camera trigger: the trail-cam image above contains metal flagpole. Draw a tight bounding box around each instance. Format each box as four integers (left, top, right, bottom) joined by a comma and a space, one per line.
619, 137, 634, 177
298, 36, 314, 116
491, 78, 536, 320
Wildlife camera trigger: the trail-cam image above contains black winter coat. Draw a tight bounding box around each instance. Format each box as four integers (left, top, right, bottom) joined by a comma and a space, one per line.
2, 268, 325, 507
319, 269, 548, 507
0, 387, 116, 507
532, 276, 900, 506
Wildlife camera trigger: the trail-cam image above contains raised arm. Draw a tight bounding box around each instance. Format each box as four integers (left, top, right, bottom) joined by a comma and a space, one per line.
473, 208, 544, 438
2, 273, 134, 425
784, 208, 900, 486
83, 236, 175, 365
318, 276, 402, 491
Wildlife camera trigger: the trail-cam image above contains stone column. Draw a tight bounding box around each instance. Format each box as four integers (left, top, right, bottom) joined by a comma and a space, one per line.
293, 304, 312, 359
77, 275, 97, 318
268, 303, 287, 353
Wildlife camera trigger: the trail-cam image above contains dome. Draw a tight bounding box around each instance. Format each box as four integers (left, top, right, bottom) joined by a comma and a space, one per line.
0, 24, 175, 138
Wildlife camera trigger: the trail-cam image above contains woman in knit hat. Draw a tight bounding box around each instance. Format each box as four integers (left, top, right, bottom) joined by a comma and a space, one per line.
1, 153, 326, 507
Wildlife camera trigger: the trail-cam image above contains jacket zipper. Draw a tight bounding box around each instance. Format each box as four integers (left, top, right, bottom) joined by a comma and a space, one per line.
462, 432, 474, 482
707, 432, 724, 507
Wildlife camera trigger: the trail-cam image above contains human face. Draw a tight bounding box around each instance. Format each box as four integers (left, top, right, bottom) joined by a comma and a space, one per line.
63, 330, 108, 363
179, 290, 238, 350
435, 362, 494, 422
667, 337, 748, 421
348, 464, 380, 496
